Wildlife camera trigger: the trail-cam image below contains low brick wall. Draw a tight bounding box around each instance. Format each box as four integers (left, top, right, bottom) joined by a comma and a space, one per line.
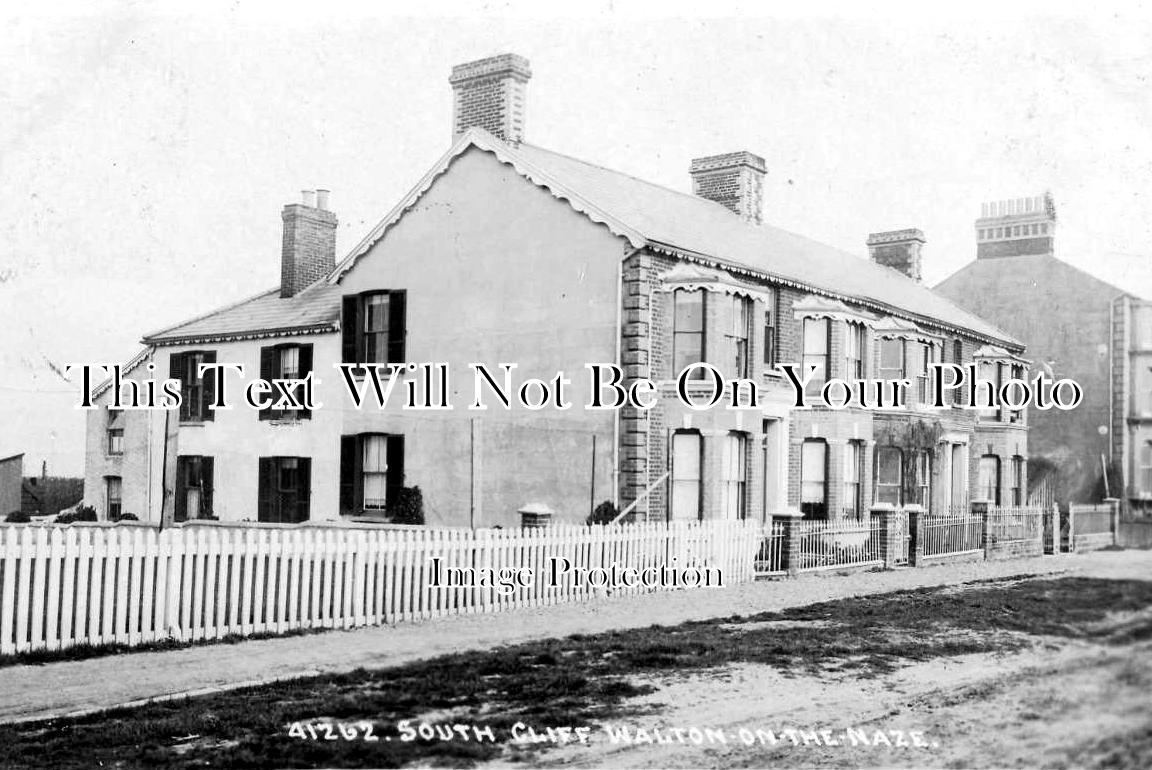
1074, 532, 1116, 553
1119, 520, 1152, 549
916, 549, 985, 567
987, 538, 1044, 560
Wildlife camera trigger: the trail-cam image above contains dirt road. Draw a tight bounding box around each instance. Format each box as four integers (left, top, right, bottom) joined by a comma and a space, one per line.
2, 550, 1150, 770
1, 549, 1125, 724
524, 565, 1152, 769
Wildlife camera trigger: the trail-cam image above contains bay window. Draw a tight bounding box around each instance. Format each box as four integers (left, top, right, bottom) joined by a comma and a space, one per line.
875, 446, 903, 506
673, 290, 705, 380
846, 322, 865, 380
800, 439, 827, 519
978, 455, 1001, 505
843, 441, 864, 519
722, 432, 748, 520
670, 430, 702, 520
878, 338, 904, 382
802, 318, 830, 389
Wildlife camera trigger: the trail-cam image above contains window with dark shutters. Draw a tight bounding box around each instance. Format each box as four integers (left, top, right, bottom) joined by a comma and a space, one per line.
341, 290, 407, 367
339, 435, 361, 516
386, 434, 405, 510
175, 455, 214, 521
201, 457, 214, 518
258, 343, 313, 421
297, 345, 313, 419
257, 458, 274, 522
387, 291, 406, 364
257, 456, 311, 523
338, 433, 405, 518
258, 347, 275, 420
200, 351, 216, 419
341, 296, 360, 366
294, 458, 311, 522
170, 350, 216, 422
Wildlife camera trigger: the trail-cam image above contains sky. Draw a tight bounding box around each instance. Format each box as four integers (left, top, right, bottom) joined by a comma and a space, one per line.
1, 3, 1150, 476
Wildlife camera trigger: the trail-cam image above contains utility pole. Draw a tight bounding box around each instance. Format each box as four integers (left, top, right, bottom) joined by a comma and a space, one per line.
470, 418, 482, 530
590, 434, 597, 520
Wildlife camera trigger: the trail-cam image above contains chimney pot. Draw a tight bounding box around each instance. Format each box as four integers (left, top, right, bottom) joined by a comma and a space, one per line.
315, 189, 330, 211
688, 151, 767, 225
973, 191, 1056, 259
449, 53, 532, 144
866, 229, 926, 282
301, 189, 316, 207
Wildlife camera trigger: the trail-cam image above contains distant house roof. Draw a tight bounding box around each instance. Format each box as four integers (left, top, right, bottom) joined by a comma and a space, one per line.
145, 128, 1022, 349
936, 253, 1135, 305
0, 452, 23, 465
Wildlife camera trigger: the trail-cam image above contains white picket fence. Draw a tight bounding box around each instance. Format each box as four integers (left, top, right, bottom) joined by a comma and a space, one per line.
0, 520, 761, 655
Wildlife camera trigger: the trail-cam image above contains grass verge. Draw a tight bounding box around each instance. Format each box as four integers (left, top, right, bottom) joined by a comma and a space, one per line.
1, 576, 1150, 769
0, 626, 325, 669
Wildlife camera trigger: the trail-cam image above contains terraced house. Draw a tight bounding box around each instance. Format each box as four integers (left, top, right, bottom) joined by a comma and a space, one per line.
84, 53, 1029, 527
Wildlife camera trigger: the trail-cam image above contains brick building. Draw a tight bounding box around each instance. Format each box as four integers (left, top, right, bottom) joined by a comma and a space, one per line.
84, 54, 1028, 526
937, 196, 1146, 511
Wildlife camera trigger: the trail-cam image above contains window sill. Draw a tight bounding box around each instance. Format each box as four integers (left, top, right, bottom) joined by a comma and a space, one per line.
178, 421, 208, 427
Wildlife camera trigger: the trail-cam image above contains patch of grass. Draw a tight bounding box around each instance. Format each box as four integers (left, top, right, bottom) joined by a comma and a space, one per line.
1, 576, 1150, 769
0, 626, 326, 669
1071, 723, 1152, 769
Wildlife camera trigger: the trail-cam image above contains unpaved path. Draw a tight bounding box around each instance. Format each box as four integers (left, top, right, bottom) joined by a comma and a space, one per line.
520, 640, 1152, 765
500, 561, 1152, 769
1, 550, 1148, 725
523, 637, 1152, 769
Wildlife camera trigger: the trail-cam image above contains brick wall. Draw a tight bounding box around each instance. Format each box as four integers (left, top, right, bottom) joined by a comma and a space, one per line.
280, 204, 337, 298
617, 248, 1030, 523
449, 54, 531, 144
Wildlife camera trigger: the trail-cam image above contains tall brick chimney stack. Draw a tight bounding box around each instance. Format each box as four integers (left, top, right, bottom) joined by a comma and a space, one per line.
280, 189, 337, 298
867, 229, 926, 282
689, 152, 767, 225
449, 54, 532, 144
974, 193, 1056, 259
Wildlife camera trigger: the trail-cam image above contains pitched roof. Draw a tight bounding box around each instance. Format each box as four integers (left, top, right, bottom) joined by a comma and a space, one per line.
336, 130, 1021, 348
935, 253, 1136, 303
91, 346, 155, 399
143, 281, 342, 345
147, 127, 1021, 349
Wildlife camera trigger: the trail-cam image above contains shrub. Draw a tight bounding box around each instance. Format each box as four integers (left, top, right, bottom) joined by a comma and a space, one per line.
587, 500, 618, 526
388, 486, 425, 526
57, 505, 98, 525
112, 512, 139, 522
4, 510, 30, 524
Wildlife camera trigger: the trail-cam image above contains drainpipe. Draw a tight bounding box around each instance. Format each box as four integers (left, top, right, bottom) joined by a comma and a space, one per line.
1109, 296, 1115, 467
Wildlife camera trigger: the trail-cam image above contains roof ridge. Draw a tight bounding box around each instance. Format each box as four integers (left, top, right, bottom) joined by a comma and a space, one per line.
516, 142, 740, 214
520, 141, 895, 270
